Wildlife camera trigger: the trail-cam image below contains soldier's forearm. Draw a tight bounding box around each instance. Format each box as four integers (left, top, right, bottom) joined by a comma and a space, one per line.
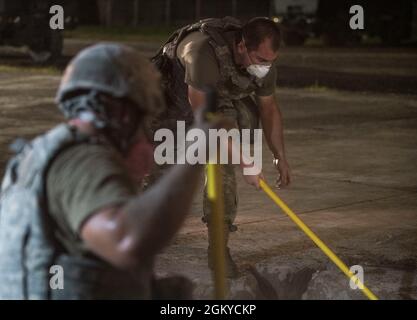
188, 85, 206, 113
121, 162, 204, 260
260, 101, 287, 161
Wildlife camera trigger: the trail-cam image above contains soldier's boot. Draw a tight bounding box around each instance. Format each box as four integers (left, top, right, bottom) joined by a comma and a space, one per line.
207, 225, 239, 278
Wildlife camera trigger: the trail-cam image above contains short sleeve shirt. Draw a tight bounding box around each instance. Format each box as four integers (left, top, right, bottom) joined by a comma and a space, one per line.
46, 143, 137, 255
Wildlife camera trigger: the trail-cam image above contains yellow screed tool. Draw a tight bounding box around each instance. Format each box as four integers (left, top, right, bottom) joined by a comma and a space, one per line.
259, 179, 378, 300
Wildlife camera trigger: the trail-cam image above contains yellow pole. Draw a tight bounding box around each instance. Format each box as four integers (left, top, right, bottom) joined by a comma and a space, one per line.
206, 163, 227, 299
204, 88, 227, 299
259, 179, 378, 300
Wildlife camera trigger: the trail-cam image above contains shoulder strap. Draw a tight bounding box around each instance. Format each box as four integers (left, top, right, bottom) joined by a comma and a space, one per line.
200, 16, 242, 46
152, 17, 242, 61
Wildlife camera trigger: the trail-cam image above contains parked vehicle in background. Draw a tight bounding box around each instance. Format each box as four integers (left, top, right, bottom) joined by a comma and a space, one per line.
272, 0, 318, 46
0, 0, 77, 63
272, 0, 417, 46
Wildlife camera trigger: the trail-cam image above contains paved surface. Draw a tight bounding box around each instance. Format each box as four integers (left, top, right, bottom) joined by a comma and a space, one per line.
155, 88, 417, 299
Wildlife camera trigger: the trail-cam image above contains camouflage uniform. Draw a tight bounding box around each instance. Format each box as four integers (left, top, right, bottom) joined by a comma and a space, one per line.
201, 96, 259, 231
0, 125, 152, 299
151, 17, 265, 232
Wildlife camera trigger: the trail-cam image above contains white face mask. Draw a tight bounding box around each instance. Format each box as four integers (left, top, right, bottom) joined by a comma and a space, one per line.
246, 64, 271, 79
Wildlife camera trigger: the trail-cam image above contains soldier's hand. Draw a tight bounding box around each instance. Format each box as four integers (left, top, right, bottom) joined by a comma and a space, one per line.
274, 158, 291, 188
243, 171, 265, 190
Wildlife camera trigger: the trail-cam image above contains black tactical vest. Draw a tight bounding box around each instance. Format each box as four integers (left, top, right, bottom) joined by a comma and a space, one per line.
152, 17, 265, 128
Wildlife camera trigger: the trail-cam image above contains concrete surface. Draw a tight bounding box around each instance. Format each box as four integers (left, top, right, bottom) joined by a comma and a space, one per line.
154, 88, 417, 300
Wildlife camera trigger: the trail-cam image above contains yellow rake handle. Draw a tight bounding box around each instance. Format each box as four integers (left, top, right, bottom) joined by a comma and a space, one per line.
207, 163, 227, 299
259, 179, 378, 300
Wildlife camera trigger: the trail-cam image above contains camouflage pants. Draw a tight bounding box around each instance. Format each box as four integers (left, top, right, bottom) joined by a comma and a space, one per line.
202, 95, 259, 231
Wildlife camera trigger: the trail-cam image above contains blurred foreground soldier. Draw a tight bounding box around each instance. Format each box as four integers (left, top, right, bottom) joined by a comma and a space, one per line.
152, 17, 291, 277
0, 43, 222, 299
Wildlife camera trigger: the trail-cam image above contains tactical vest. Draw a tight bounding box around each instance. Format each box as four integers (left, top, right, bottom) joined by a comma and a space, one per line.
0, 124, 152, 299
152, 17, 265, 123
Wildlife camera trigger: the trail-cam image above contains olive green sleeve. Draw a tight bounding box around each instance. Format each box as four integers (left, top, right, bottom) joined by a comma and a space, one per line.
46, 143, 137, 237
180, 40, 220, 90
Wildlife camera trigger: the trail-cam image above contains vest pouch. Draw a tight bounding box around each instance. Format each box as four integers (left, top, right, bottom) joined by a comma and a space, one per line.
50, 254, 152, 299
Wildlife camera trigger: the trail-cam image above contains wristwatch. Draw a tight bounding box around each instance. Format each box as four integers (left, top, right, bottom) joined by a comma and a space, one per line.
273, 158, 279, 166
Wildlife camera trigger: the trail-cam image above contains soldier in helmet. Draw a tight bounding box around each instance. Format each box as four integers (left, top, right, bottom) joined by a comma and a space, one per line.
151, 17, 291, 277
0, 43, 227, 299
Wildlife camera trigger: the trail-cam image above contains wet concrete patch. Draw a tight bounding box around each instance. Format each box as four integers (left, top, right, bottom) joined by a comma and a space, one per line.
193, 256, 417, 300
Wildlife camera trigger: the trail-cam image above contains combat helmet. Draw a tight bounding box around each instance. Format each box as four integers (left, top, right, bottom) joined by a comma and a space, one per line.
56, 43, 165, 120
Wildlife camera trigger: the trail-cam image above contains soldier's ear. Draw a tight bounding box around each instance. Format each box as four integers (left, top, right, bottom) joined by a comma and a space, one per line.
236, 40, 246, 54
